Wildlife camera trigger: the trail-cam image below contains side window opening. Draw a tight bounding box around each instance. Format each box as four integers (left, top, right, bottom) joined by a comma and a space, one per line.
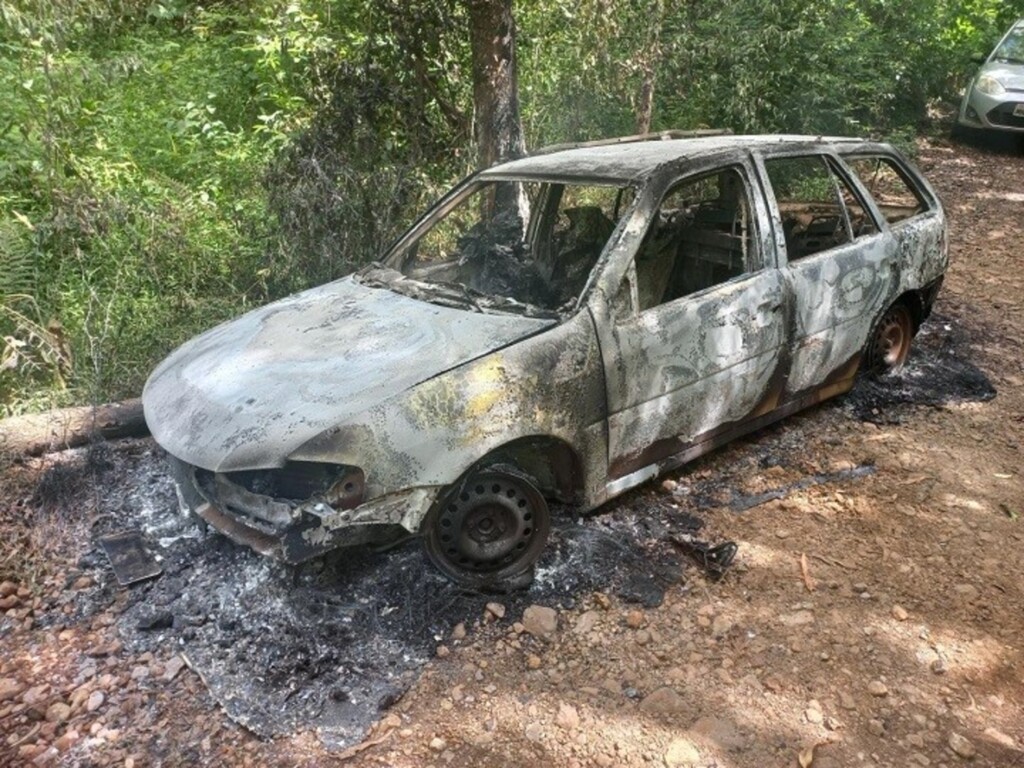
844, 156, 928, 226
764, 155, 876, 262
632, 167, 757, 313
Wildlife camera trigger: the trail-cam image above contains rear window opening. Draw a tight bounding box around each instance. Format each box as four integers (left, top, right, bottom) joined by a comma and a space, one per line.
845, 156, 929, 225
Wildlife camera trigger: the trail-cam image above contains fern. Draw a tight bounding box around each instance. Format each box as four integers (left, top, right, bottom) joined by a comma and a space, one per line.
0, 219, 35, 297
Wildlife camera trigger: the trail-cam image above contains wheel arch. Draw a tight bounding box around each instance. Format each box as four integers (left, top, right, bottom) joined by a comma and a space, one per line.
463, 434, 586, 506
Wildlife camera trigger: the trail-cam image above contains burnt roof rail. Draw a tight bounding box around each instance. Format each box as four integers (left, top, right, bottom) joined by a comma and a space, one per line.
529, 129, 734, 157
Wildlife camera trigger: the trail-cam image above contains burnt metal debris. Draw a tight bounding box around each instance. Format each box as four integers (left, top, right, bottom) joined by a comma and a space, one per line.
142, 134, 949, 589
98, 531, 162, 586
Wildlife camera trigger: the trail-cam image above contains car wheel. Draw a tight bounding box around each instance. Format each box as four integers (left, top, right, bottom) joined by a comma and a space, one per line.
424, 468, 551, 589
864, 302, 914, 374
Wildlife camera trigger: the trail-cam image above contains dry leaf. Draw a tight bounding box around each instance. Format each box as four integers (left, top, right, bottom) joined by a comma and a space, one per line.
798, 743, 815, 767
800, 552, 815, 592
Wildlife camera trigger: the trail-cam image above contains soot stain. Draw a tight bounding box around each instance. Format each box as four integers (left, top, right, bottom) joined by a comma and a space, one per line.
845, 313, 996, 424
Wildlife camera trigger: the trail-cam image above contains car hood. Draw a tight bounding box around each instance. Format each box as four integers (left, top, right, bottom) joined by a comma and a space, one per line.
143, 277, 554, 472
979, 61, 1024, 90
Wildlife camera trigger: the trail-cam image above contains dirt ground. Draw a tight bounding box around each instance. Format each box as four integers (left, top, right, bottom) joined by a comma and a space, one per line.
2, 136, 1023, 768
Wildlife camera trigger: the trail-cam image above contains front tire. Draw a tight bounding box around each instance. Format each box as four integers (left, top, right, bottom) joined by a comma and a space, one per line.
424, 469, 551, 590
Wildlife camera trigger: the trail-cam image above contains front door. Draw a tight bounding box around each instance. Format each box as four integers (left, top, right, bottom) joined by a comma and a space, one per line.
595, 162, 789, 484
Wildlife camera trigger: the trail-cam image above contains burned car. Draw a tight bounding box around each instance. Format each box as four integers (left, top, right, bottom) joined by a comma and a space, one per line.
143, 134, 946, 588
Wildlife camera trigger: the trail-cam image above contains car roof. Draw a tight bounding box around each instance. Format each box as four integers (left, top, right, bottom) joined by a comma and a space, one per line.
481, 134, 872, 182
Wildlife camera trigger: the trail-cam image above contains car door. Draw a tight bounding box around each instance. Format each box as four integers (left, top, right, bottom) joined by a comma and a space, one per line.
593, 161, 789, 486
755, 151, 895, 396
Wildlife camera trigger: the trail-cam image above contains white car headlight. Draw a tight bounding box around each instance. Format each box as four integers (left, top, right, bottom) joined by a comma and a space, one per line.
975, 74, 1007, 96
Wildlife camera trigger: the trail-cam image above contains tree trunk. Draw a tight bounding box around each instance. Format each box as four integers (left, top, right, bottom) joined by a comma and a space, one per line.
0, 399, 148, 458
466, 0, 526, 170
635, 66, 656, 135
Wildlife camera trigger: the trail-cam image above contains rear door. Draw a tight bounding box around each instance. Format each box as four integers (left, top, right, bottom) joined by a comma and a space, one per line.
755, 152, 895, 396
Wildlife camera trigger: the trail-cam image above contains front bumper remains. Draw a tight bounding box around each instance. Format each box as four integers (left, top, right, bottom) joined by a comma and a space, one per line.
166, 454, 439, 563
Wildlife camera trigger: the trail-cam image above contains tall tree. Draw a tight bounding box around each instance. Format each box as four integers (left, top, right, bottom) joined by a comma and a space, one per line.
466, 0, 526, 169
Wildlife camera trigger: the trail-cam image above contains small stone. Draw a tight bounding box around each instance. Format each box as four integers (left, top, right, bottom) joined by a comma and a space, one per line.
778, 610, 815, 627
839, 692, 856, 710
0, 581, 17, 598
162, 655, 186, 682
130, 665, 149, 680
435, 644, 450, 658
72, 576, 93, 590
911, 752, 930, 766
867, 719, 886, 737
574, 611, 599, 635
892, 605, 909, 621
594, 593, 611, 610
691, 716, 746, 751
853, 582, 869, 593
931, 658, 947, 675
522, 605, 558, 639
451, 622, 467, 640
0, 594, 19, 610
664, 737, 701, 766
625, 610, 645, 629
805, 707, 823, 725
555, 703, 580, 731
983, 727, 1015, 748
711, 615, 734, 638
948, 732, 976, 759
635, 629, 651, 646
0, 678, 24, 702
429, 736, 447, 752
867, 680, 888, 697
485, 602, 506, 620
661, 479, 679, 493
524, 722, 543, 742
638, 686, 685, 715
86, 691, 105, 713
526, 654, 542, 670
54, 730, 80, 752
45, 702, 71, 723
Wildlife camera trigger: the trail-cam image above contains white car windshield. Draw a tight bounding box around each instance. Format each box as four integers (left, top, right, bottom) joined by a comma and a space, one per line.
994, 25, 1024, 64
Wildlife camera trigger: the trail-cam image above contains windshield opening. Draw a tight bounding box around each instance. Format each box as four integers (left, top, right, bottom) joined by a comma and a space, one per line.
994, 26, 1024, 63
362, 179, 635, 316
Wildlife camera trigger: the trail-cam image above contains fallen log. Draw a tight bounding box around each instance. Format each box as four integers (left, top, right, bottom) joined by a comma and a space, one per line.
0, 399, 149, 458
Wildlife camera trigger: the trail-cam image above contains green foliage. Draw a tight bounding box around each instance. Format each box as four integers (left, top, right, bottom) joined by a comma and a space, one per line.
3, 0, 1024, 412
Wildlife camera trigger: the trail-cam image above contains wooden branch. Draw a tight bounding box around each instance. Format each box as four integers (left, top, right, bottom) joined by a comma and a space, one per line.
0, 398, 149, 457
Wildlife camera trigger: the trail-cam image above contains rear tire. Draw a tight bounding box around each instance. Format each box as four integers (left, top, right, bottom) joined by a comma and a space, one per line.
864, 302, 914, 375
424, 468, 551, 590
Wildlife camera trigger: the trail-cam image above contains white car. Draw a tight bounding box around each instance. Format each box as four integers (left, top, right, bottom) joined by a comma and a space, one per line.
955, 19, 1024, 138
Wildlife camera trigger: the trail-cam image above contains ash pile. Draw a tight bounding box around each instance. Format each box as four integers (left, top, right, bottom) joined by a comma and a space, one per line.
69, 448, 714, 750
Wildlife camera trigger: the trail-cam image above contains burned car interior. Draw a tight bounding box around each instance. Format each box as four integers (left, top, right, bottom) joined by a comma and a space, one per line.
375, 179, 633, 315
634, 166, 755, 311
144, 134, 948, 590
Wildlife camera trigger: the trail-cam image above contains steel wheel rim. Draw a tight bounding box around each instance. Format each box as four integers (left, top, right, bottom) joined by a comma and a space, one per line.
870, 304, 913, 371
426, 470, 550, 584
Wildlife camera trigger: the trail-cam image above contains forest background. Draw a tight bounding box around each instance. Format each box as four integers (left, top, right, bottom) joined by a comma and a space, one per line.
1, 0, 1021, 413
